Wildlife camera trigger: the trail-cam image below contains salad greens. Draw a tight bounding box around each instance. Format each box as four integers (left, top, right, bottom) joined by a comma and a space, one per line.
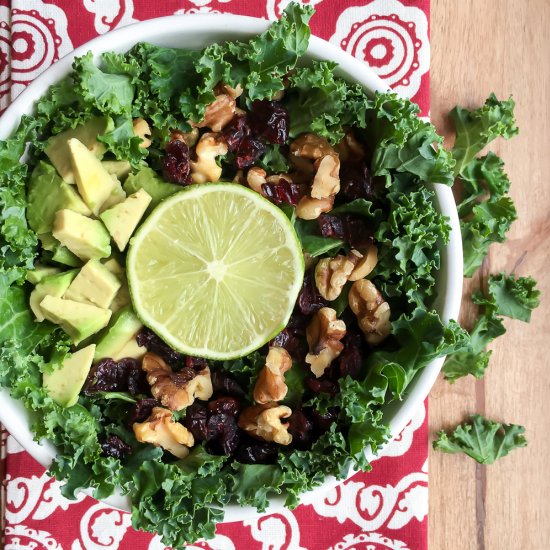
433, 415, 527, 464
442, 273, 540, 382
0, 3, 539, 547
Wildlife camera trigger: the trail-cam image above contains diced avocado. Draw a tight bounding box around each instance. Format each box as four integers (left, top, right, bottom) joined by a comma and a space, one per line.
100, 188, 152, 251
39, 233, 82, 268
29, 269, 79, 321
103, 257, 125, 278
45, 116, 114, 183
94, 305, 143, 361
52, 210, 111, 261
43, 344, 96, 407
112, 338, 146, 361
102, 160, 132, 180
123, 167, 180, 213
27, 162, 92, 234
26, 264, 61, 285
103, 258, 131, 312
40, 295, 112, 344
100, 176, 127, 212
110, 284, 131, 313
68, 138, 117, 215
64, 259, 122, 309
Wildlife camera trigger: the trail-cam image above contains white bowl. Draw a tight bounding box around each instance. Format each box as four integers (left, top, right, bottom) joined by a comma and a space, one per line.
0, 14, 463, 523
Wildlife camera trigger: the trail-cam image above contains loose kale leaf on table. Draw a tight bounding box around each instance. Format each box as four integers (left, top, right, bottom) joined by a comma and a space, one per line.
433, 414, 527, 464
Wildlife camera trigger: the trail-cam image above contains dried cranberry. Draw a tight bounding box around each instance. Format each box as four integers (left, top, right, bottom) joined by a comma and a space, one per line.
222, 115, 250, 151
183, 403, 209, 441
163, 139, 191, 184
84, 358, 146, 395
206, 413, 240, 455
297, 271, 327, 316
235, 135, 265, 169
207, 397, 240, 417
101, 435, 132, 459
270, 328, 300, 354
336, 331, 365, 380
342, 215, 374, 251
172, 367, 197, 387
128, 398, 159, 425
262, 181, 304, 206
211, 371, 245, 399
340, 161, 375, 201
305, 376, 339, 395
234, 437, 279, 464
136, 328, 184, 366
185, 356, 208, 372
318, 214, 346, 240
287, 409, 314, 450
306, 406, 338, 433
249, 100, 289, 145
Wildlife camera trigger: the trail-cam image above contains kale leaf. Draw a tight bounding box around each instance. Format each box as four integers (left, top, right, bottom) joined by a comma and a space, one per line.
433, 414, 527, 464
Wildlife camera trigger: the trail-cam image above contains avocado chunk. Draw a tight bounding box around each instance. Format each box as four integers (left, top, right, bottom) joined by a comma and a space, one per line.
45, 116, 113, 183
27, 162, 92, 234
103, 258, 131, 312
68, 138, 117, 215
100, 178, 127, 212
123, 167, 180, 213
102, 160, 132, 180
52, 210, 111, 260
26, 264, 61, 285
94, 305, 143, 361
40, 295, 112, 344
43, 344, 96, 407
112, 338, 146, 361
100, 188, 152, 251
39, 233, 82, 268
30, 269, 79, 321
64, 259, 122, 309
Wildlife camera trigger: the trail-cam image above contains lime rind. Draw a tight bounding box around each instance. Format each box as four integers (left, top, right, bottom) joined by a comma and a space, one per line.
127, 183, 304, 360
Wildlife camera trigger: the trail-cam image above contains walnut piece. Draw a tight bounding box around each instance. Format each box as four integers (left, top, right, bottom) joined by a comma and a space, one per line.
310, 154, 340, 199
348, 279, 391, 345
190, 133, 229, 184
295, 196, 334, 220
315, 247, 379, 300
142, 352, 213, 411
305, 307, 346, 377
348, 245, 378, 281
215, 82, 243, 99
170, 127, 199, 148
290, 133, 334, 160
133, 406, 194, 458
315, 254, 356, 301
238, 403, 292, 445
197, 94, 236, 132
133, 118, 151, 148
291, 133, 340, 219
253, 347, 292, 404
247, 167, 267, 194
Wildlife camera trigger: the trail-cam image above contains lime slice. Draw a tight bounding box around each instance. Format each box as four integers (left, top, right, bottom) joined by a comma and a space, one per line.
127, 183, 304, 360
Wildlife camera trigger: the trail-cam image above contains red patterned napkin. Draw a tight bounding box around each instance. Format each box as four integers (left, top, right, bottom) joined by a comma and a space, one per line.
0, 1, 431, 549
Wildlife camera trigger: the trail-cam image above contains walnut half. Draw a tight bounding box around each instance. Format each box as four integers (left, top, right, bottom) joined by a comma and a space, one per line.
305, 307, 346, 377
253, 346, 292, 404
142, 352, 213, 411
133, 406, 194, 458
238, 404, 292, 445
190, 133, 228, 184
315, 246, 379, 300
348, 279, 391, 345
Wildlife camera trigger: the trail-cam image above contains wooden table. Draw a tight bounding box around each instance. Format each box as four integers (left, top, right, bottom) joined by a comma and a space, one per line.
429, 1, 550, 548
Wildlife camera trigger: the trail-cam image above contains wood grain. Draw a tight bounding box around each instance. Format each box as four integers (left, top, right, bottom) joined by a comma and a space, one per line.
429, 1, 550, 549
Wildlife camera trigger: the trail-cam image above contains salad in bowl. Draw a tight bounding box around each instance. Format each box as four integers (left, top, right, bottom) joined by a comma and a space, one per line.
0, 5, 463, 547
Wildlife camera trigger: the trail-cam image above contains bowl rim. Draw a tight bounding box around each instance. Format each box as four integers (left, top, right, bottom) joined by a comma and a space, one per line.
0, 13, 463, 523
